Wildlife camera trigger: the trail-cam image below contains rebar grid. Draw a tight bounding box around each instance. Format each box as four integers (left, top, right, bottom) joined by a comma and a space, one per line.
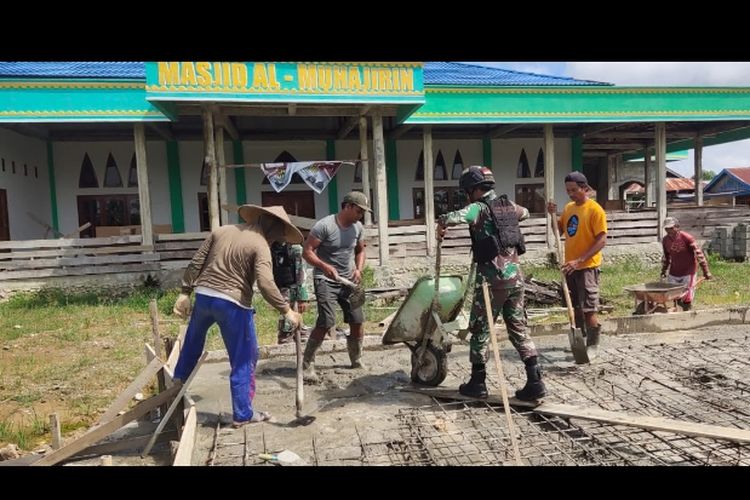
206, 335, 750, 466
356, 402, 750, 466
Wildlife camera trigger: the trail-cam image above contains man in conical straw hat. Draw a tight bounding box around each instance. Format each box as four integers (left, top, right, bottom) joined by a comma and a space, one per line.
172, 204, 303, 428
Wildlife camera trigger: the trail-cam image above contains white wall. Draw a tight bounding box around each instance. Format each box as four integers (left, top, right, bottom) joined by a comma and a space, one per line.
491, 137, 573, 208
6, 133, 577, 240
53, 140, 171, 235
397, 139, 484, 219
0, 128, 51, 240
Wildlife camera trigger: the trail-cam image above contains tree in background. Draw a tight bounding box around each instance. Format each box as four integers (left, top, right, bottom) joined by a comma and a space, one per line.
692, 170, 717, 182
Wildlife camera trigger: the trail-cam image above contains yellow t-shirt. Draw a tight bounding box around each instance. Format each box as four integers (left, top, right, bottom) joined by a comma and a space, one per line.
560, 198, 607, 269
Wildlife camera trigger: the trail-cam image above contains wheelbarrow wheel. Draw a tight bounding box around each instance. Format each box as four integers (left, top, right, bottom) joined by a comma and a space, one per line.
411, 343, 448, 386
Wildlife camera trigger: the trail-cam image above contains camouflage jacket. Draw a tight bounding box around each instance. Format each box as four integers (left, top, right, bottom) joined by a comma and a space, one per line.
439, 189, 529, 289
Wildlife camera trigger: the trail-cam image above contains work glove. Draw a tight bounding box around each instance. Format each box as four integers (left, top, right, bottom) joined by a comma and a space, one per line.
284, 309, 303, 330
173, 293, 192, 319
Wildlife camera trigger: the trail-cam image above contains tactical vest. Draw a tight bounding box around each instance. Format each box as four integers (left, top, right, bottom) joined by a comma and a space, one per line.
271, 242, 297, 288
470, 195, 526, 263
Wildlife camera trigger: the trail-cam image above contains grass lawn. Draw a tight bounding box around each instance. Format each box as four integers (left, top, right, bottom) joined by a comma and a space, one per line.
1, 255, 748, 450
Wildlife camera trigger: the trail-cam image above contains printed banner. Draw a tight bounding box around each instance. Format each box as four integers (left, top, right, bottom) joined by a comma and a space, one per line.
261, 161, 351, 194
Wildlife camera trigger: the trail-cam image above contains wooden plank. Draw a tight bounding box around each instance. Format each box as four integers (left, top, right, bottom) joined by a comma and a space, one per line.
70, 430, 179, 459
158, 250, 198, 260
96, 356, 164, 425
0, 235, 141, 250
173, 403, 197, 466
0, 262, 160, 281
49, 413, 62, 450
33, 384, 180, 466
156, 232, 209, 241
142, 351, 208, 457
535, 403, 750, 444
0, 253, 160, 271
155, 241, 204, 251
0, 245, 153, 260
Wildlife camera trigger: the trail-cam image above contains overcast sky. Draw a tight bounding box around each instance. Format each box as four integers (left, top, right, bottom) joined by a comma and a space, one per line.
479, 62, 750, 178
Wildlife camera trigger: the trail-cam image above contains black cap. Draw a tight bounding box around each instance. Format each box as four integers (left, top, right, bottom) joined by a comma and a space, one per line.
564, 171, 588, 185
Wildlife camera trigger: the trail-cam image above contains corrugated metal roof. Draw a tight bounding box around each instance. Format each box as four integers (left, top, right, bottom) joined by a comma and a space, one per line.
423, 62, 610, 86
726, 167, 750, 185
666, 178, 696, 191
0, 62, 146, 79
0, 61, 610, 86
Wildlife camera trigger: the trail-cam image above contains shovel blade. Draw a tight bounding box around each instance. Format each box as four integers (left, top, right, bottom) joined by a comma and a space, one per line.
569, 327, 590, 364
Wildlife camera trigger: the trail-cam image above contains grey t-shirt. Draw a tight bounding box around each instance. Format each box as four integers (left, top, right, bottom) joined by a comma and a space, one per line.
309, 214, 364, 280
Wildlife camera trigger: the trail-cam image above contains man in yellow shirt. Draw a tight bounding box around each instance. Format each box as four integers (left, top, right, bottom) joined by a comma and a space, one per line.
547, 172, 607, 349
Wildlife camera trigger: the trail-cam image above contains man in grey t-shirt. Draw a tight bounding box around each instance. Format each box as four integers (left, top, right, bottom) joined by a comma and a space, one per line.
301, 191, 369, 383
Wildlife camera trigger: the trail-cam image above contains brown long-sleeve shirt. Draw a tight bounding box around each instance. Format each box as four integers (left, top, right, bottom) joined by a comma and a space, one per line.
181, 224, 290, 313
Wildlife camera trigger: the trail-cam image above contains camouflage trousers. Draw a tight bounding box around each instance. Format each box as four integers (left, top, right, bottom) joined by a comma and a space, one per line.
278, 286, 297, 335
468, 284, 538, 365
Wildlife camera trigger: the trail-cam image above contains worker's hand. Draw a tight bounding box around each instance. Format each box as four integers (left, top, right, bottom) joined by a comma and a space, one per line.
704, 272, 713, 281
296, 301, 308, 313
562, 258, 582, 275
436, 223, 447, 241
546, 201, 558, 215
173, 293, 192, 319
284, 309, 303, 330
352, 268, 363, 284
322, 264, 339, 281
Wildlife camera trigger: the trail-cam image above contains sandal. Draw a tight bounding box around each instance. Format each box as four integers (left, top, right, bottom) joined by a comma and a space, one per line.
232, 411, 272, 428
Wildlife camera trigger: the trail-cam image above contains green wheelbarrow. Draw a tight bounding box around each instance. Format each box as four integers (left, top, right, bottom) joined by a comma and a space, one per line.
381, 274, 468, 386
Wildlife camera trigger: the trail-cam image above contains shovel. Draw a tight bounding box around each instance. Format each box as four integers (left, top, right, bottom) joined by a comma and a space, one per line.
551, 212, 590, 364
336, 275, 366, 310
292, 304, 316, 427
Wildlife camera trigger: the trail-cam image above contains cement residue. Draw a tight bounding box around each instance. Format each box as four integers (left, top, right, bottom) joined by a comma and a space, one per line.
187, 323, 750, 466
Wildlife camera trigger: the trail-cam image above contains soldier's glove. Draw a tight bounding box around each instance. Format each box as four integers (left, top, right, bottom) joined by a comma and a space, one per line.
284, 309, 302, 330
173, 293, 192, 319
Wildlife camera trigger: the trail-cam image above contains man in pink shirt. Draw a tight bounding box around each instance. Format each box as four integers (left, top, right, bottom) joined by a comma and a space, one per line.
660, 216, 713, 311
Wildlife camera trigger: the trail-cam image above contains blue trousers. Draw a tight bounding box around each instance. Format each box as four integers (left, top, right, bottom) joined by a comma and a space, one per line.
174, 293, 259, 423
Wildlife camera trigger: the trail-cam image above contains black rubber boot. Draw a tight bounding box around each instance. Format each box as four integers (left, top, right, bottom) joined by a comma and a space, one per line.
586, 325, 601, 347
515, 358, 547, 401
459, 363, 488, 399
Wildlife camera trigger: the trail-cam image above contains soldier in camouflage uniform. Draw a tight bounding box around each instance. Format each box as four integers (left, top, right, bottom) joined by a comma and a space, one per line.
437, 165, 547, 401
276, 243, 312, 344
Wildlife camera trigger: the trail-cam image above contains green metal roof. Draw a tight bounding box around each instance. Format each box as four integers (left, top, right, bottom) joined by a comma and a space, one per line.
404, 87, 750, 124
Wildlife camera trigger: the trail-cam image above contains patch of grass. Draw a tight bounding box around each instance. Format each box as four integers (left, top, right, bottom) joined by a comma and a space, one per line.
0, 413, 48, 450
525, 254, 750, 317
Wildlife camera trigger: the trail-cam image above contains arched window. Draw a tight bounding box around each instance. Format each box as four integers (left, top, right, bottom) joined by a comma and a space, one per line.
415, 150, 448, 181
353, 153, 363, 183
534, 148, 544, 178
434, 150, 447, 181
451, 150, 464, 180
200, 159, 208, 186
127, 153, 138, 187
103, 153, 123, 187
78, 153, 99, 188
262, 151, 304, 184
517, 149, 530, 178
415, 150, 424, 181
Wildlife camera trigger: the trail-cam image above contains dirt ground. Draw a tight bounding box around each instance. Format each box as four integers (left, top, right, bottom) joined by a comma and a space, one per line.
186, 323, 750, 466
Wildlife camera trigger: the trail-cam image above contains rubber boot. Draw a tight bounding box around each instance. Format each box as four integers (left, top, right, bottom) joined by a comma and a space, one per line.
302, 337, 323, 384
586, 325, 601, 347
515, 358, 547, 401
459, 363, 488, 399
347, 336, 365, 369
